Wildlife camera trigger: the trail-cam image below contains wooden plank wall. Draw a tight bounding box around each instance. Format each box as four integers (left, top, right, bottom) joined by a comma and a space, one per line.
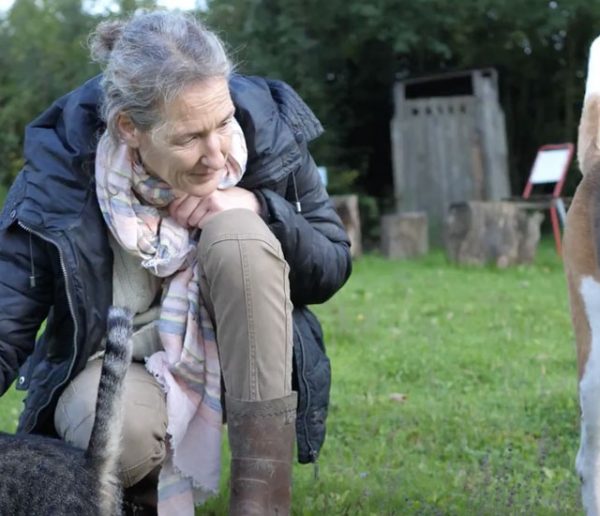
391, 95, 481, 239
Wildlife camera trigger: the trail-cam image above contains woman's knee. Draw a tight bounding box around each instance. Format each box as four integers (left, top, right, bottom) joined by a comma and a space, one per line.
201, 208, 271, 239
198, 209, 286, 283
55, 361, 168, 488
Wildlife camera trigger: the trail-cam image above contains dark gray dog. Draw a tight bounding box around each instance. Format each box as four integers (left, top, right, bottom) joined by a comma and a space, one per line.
0, 306, 133, 516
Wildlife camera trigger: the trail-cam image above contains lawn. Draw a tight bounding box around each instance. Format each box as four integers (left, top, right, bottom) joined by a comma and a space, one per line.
0, 241, 582, 515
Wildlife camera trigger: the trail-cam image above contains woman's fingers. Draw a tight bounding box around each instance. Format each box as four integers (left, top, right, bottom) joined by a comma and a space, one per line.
187, 202, 210, 228
167, 189, 259, 229
168, 194, 205, 227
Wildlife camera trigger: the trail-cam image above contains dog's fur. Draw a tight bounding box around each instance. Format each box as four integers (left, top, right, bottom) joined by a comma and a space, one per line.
564, 36, 600, 516
0, 306, 133, 516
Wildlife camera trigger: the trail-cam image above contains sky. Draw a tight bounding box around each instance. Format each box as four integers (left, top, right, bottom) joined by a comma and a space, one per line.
0, 0, 200, 13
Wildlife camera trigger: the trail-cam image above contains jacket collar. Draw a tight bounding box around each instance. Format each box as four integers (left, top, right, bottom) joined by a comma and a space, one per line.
230, 74, 323, 189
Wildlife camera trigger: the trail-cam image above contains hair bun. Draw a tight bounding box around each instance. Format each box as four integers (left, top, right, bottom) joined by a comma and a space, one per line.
89, 20, 125, 64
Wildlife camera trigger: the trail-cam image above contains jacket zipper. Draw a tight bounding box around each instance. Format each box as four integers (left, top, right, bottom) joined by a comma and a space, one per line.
295, 326, 319, 473
18, 221, 79, 433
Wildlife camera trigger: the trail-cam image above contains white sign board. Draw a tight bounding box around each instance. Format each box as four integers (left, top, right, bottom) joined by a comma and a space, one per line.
317, 166, 328, 187
529, 148, 571, 184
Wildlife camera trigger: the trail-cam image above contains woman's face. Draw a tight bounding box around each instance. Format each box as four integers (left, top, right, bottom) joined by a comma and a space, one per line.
122, 76, 236, 197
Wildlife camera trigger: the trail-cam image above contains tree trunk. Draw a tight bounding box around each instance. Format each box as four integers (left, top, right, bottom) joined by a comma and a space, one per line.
445, 201, 543, 267
380, 212, 428, 259
331, 194, 362, 258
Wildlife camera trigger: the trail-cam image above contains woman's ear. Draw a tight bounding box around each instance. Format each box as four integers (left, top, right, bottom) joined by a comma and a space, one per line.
116, 114, 140, 148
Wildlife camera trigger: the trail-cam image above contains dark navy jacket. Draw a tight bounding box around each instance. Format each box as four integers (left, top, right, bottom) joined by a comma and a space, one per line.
0, 74, 351, 464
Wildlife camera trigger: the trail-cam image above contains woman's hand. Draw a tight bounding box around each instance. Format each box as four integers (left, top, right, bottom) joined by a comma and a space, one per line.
168, 187, 260, 228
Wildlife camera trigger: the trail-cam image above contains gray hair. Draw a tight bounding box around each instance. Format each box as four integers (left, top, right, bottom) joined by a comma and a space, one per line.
89, 11, 233, 143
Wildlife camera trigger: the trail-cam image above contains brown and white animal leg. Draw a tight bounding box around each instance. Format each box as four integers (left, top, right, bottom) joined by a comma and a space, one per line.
572, 272, 600, 516
565, 35, 600, 516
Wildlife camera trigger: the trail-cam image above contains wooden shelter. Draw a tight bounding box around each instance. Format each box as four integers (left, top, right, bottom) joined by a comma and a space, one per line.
390, 69, 510, 242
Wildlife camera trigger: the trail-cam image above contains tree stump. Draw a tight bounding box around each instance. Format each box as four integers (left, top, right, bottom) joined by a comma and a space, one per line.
445, 201, 543, 267
380, 212, 429, 259
331, 194, 362, 258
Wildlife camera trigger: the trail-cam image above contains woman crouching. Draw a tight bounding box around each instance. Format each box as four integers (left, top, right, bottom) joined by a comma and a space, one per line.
0, 9, 351, 516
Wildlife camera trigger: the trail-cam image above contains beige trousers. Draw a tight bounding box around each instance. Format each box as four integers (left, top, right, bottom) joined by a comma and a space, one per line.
54, 209, 293, 486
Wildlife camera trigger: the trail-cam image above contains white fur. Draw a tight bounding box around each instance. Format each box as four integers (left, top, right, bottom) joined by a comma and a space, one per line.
577, 276, 600, 515
586, 37, 600, 99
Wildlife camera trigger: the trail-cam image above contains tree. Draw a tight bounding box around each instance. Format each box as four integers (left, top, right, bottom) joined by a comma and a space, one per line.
2, 0, 599, 201
204, 0, 600, 199
0, 0, 157, 185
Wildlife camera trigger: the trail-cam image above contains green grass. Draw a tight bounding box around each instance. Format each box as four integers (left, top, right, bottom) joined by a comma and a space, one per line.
0, 241, 582, 514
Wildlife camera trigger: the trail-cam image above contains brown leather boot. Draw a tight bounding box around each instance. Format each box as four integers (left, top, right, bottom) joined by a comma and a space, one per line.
226, 392, 297, 516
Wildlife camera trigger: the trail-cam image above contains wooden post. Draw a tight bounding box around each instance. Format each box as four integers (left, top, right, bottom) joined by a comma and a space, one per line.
331, 194, 362, 258
445, 201, 543, 267
380, 212, 429, 259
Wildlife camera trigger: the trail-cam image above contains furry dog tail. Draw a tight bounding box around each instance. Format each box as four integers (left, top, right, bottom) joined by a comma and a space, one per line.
579, 36, 600, 175
85, 306, 133, 516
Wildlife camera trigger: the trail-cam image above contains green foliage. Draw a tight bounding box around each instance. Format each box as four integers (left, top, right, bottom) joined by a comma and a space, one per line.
0, 0, 102, 183
325, 169, 360, 196
0, 242, 583, 513
1, 0, 599, 205
357, 193, 381, 250
0, 0, 159, 185
205, 0, 600, 199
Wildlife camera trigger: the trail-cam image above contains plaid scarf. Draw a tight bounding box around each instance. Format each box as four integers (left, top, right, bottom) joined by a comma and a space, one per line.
95, 120, 247, 513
